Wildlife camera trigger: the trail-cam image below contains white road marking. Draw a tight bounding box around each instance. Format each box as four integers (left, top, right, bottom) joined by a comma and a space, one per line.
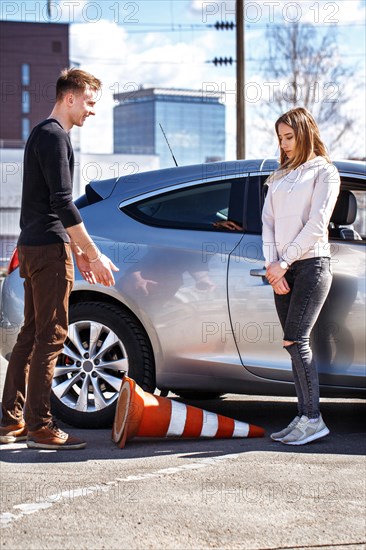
0, 452, 240, 528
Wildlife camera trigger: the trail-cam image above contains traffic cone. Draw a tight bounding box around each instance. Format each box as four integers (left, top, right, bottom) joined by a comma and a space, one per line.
112, 376, 265, 448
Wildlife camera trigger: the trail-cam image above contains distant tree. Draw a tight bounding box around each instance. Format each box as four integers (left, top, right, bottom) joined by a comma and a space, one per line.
257, 22, 359, 154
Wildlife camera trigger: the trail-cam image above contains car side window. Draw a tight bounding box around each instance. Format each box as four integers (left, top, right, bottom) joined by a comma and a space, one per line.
350, 190, 366, 239
329, 183, 366, 242
259, 174, 365, 242
122, 179, 245, 231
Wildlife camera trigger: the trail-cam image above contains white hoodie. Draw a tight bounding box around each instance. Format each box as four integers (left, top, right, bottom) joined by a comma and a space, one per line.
262, 156, 341, 266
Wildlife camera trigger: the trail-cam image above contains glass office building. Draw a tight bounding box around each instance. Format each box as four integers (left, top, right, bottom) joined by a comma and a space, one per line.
113, 88, 225, 168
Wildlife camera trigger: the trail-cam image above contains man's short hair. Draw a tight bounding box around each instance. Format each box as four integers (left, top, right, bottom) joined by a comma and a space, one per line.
56, 68, 102, 101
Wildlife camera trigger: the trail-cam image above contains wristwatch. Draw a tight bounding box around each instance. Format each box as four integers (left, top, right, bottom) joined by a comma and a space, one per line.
280, 258, 289, 270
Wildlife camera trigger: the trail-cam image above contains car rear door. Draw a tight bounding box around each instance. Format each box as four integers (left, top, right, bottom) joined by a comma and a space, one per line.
119, 174, 248, 391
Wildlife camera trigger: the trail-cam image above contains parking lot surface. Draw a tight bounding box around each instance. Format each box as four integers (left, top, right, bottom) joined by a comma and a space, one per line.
1, 358, 365, 550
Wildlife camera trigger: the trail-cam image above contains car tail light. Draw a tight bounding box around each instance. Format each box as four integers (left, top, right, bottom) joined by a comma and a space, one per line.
7, 248, 19, 274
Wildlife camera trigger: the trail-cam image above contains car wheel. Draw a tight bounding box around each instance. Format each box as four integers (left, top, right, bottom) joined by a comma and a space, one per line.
51, 301, 155, 428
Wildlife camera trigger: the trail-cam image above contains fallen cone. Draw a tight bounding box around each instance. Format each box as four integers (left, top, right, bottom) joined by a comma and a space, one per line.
112, 376, 265, 448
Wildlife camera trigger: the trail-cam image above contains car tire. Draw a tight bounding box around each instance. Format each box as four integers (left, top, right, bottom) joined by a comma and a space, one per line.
51, 301, 155, 428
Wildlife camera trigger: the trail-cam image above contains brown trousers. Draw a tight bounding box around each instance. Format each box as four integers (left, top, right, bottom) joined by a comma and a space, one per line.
1, 243, 74, 431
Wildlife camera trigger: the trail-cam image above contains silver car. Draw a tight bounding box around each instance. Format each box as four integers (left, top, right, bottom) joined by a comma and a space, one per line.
1, 159, 365, 427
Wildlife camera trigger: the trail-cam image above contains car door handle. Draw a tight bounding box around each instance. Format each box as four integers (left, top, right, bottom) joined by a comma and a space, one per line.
250, 269, 267, 277
250, 268, 270, 285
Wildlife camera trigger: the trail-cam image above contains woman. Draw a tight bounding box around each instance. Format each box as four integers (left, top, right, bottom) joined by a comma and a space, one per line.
262, 107, 340, 445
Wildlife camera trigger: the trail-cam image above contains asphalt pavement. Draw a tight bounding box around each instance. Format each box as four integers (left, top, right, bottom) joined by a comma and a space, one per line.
0, 357, 365, 550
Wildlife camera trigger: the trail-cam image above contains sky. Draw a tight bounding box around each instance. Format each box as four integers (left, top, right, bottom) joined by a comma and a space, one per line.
1, 0, 365, 160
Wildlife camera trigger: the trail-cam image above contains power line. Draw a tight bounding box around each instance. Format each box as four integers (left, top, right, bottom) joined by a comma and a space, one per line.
76, 20, 365, 33
1, 20, 365, 33
3, 52, 364, 66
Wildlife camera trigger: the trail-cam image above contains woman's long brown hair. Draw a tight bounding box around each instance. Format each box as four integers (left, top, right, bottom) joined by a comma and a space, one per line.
275, 107, 330, 171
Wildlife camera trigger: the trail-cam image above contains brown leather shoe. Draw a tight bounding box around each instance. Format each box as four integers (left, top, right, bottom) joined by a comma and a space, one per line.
27, 421, 86, 450
0, 422, 28, 443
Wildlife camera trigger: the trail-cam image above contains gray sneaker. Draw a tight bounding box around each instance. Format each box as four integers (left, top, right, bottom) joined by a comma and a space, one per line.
281, 414, 329, 445
270, 416, 300, 442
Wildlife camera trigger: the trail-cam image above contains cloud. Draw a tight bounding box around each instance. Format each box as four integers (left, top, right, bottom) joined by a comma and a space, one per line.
189, 0, 206, 13
188, 0, 365, 26
70, 18, 233, 153
189, 0, 236, 23
256, 0, 365, 26
69, 4, 365, 160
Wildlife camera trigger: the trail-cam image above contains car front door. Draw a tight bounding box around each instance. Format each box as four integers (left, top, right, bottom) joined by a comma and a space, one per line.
228, 173, 366, 387
227, 173, 293, 382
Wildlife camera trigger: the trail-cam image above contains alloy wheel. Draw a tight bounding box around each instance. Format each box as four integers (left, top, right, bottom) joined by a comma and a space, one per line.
53, 320, 127, 413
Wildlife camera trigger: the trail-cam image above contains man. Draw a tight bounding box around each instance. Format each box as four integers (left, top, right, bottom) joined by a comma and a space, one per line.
0, 68, 118, 450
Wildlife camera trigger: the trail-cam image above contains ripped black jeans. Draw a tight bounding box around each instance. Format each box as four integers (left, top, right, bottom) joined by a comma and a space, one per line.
274, 257, 332, 419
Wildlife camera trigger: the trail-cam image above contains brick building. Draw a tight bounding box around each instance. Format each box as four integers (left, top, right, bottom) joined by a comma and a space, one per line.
0, 20, 69, 148
0, 21, 70, 266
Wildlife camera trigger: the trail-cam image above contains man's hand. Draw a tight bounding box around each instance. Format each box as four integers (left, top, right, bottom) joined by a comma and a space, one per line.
68, 224, 119, 286
89, 253, 119, 286
74, 251, 98, 285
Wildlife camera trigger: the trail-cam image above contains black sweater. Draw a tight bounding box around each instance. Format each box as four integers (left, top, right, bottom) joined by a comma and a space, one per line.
18, 119, 82, 246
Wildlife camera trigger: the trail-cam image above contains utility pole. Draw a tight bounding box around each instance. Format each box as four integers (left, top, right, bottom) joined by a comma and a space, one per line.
236, 0, 245, 159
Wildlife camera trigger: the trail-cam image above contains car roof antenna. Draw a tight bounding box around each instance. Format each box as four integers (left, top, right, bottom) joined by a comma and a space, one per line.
159, 123, 178, 167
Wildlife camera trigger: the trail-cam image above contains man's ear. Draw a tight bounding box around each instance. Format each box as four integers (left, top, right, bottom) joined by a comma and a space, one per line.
65, 92, 75, 106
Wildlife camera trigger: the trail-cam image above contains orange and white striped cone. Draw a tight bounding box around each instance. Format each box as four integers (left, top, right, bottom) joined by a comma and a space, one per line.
112, 376, 265, 448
